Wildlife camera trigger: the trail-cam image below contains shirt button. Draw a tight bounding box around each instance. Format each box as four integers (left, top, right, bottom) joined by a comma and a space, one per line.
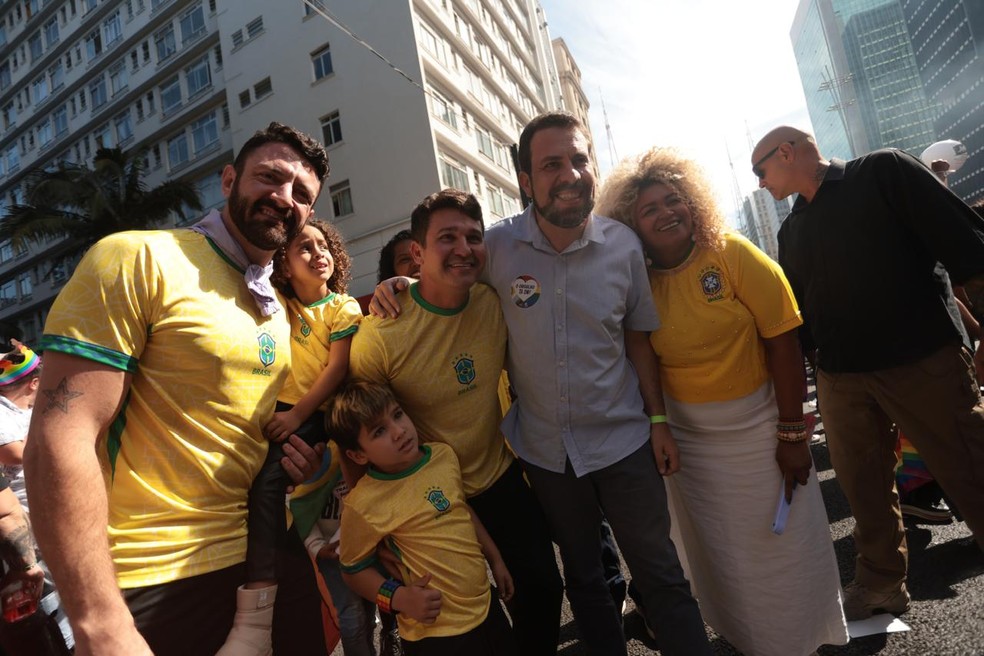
560, 396, 567, 402
555, 288, 562, 294
558, 360, 566, 367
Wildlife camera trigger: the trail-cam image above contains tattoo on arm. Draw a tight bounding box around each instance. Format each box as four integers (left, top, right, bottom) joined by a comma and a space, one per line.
41, 377, 84, 415
0, 525, 37, 568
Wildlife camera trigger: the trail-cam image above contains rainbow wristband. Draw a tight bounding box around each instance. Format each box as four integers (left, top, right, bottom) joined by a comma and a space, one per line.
649, 415, 668, 424
377, 578, 402, 614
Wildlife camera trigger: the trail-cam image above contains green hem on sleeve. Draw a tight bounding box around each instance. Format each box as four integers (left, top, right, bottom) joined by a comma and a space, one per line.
328, 325, 358, 342
340, 554, 379, 574
39, 335, 138, 373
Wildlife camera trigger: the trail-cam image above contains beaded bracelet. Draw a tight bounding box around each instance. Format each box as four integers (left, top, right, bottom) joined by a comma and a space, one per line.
776, 430, 809, 443
776, 419, 807, 433
377, 578, 402, 614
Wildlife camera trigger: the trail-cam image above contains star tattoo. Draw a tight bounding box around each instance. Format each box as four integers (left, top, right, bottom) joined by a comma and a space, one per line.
42, 377, 84, 414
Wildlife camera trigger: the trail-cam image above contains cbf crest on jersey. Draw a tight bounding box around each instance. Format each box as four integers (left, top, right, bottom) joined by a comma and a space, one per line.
698, 266, 725, 302
452, 353, 477, 395
257, 332, 276, 367
425, 486, 451, 514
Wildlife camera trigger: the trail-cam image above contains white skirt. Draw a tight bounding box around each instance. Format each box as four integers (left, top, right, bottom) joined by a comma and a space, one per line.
665, 383, 848, 656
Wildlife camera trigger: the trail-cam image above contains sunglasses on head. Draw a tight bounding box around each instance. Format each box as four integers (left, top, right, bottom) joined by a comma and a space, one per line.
753, 141, 794, 179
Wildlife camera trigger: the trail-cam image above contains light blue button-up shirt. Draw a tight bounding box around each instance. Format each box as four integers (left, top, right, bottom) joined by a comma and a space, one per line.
483, 206, 660, 476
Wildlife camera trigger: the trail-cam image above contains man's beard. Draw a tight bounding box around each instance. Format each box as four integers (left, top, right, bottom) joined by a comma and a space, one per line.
228, 180, 298, 251
533, 185, 594, 229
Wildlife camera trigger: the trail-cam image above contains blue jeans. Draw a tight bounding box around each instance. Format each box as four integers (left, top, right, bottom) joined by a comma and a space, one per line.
317, 556, 377, 656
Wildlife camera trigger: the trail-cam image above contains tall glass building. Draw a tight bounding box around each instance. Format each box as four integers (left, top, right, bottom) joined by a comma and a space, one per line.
791, 0, 938, 162
900, 0, 984, 203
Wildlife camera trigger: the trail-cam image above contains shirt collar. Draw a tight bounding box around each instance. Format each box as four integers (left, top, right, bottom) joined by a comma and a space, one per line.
792, 158, 847, 213
515, 204, 606, 253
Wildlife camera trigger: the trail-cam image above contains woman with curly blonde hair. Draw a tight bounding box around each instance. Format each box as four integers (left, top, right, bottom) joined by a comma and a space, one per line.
596, 148, 847, 656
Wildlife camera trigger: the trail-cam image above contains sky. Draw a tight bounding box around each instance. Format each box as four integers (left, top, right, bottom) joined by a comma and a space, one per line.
539, 0, 813, 222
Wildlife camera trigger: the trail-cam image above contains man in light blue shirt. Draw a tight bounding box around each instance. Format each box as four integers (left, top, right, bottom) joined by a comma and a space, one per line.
481, 111, 709, 656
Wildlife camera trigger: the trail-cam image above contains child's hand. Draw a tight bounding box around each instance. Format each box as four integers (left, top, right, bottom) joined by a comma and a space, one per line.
316, 540, 340, 561
264, 410, 302, 443
394, 573, 442, 624
490, 559, 514, 602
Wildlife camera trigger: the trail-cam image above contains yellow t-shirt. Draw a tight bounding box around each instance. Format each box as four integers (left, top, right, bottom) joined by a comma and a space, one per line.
40, 230, 291, 588
350, 283, 512, 497
278, 292, 361, 409
339, 443, 490, 641
649, 232, 802, 403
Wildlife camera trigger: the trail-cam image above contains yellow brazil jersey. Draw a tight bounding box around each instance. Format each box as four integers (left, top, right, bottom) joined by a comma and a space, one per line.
339, 443, 490, 641
649, 232, 802, 403
40, 230, 291, 589
279, 292, 361, 409
349, 282, 512, 498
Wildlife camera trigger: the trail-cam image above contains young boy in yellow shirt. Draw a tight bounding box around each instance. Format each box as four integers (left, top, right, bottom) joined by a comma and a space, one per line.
327, 381, 517, 655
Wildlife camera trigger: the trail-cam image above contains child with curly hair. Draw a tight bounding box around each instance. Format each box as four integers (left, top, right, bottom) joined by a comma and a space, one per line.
220, 218, 362, 656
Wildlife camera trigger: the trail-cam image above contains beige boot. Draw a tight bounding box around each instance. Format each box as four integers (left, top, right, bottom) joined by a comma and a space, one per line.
216, 584, 277, 656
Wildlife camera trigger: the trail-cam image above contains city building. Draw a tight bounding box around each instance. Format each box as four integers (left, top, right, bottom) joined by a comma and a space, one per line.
0, 0, 581, 342
790, 0, 938, 162
744, 188, 792, 262
900, 0, 984, 202
551, 36, 598, 179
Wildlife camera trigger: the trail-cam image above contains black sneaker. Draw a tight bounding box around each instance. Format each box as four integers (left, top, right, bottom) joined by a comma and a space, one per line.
901, 498, 953, 524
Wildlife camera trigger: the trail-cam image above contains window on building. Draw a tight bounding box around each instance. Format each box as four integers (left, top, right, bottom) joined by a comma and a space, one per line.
155, 25, 176, 61
103, 11, 123, 46
85, 29, 102, 60
109, 61, 128, 96
17, 273, 31, 299
487, 185, 505, 217
0, 242, 12, 264
0, 26, 6, 48
213, 44, 222, 68
230, 29, 243, 48
32, 76, 49, 105
53, 105, 68, 136
312, 44, 332, 80
168, 132, 189, 167
37, 118, 52, 148
185, 56, 210, 96
0, 280, 16, 307
160, 77, 181, 114
48, 61, 64, 91
5, 147, 18, 172
253, 77, 272, 99
0, 62, 11, 91
130, 50, 139, 71
440, 158, 468, 190
180, 4, 205, 43
246, 16, 263, 39
476, 126, 494, 159
146, 91, 155, 114
28, 32, 43, 61
2, 102, 17, 130
135, 98, 144, 121
142, 40, 151, 62
238, 89, 250, 109
115, 110, 133, 142
89, 76, 107, 108
430, 90, 457, 129
191, 112, 218, 152
44, 18, 59, 47
93, 123, 112, 148
330, 180, 353, 217
320, 110, 342, 146
82, 0, 98, 13
304, 2, 316, 17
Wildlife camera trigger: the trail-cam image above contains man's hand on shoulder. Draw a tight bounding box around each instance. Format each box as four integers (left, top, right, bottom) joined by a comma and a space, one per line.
368, 277, 413, 318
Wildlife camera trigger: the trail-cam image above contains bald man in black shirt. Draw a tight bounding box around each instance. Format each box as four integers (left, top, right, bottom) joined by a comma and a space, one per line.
752, 126, 984, 622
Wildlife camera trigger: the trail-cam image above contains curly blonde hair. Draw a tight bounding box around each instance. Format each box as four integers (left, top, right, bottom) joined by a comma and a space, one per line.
272, 218, 352, 297
596, 147, 726, 253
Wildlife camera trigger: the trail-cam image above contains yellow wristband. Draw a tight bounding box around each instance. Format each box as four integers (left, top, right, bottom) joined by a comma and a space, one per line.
649, 415, 667, 424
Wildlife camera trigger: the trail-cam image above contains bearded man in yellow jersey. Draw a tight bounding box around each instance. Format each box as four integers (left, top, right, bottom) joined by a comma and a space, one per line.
24, 123, 329, 656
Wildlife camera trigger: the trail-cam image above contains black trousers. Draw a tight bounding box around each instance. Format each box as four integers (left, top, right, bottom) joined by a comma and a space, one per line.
246, 402, 326, 582
401, 592, 518, 656
124, 528, 327, 656
467, 460, 563, 656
